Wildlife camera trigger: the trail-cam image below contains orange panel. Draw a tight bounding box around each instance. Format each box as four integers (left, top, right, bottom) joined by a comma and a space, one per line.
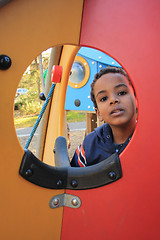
61, 0, 160, 239
0, 0, 84, 239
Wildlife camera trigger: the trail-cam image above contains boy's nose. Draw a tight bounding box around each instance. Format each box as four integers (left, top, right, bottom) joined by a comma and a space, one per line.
109, 98, 120, 105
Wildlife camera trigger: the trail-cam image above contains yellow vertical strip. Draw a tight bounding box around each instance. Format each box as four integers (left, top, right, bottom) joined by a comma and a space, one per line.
43, 45, 80, 166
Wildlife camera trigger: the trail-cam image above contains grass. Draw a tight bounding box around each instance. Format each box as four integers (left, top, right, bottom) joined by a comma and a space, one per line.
14, 116, 38, 128
14, 111, 86, 128
66, 111, 86, 122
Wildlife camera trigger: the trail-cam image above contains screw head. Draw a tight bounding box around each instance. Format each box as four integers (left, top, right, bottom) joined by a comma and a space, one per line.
0, 55, 12, 70
71, 198, 78, 206
56, 180, 63, 187
108, 171, 117, 180
52, 198, 59, 206
25, 169, 32, 177
71, 180, 78, 188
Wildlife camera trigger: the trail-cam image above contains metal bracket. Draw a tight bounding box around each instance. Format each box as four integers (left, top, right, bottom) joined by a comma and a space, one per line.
49, 194, 81, 209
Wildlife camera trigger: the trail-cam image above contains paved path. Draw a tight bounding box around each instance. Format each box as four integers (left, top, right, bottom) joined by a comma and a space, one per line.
16, 121, 86, 137
69, 122, 86, 132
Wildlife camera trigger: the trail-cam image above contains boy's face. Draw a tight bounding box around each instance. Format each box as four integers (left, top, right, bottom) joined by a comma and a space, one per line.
94, 73, 137, 129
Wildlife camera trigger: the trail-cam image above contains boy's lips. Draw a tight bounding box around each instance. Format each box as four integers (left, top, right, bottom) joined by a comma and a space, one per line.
110, 108, 124, 116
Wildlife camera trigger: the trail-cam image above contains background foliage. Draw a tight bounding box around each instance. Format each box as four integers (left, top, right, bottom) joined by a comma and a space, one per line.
14, 56, 48, 117
14, 53, 86, 128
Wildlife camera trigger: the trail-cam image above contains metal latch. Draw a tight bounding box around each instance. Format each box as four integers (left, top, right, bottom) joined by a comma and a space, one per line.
49, 193, 81, 209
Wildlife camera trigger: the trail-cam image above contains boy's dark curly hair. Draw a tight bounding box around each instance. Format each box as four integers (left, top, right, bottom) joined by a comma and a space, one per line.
90, 66, 136, 109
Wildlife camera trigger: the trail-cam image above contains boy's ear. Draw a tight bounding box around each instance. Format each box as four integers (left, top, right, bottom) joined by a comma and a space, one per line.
134, 97, 138, 113
95, 108, 104, 122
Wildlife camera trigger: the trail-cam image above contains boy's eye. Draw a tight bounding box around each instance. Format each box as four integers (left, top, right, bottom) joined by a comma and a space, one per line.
118, 91, 127, 96
100, 96, 108, 102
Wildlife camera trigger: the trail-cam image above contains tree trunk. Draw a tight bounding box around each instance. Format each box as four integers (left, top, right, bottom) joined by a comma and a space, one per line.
34, 58, 41, 101
38, 54, 45, 92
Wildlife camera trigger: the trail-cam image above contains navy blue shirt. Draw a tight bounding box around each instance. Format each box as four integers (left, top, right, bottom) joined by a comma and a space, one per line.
71, 123, 131, 167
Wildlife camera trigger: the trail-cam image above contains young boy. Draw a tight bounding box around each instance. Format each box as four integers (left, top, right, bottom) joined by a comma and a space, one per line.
71, 66, 137, 167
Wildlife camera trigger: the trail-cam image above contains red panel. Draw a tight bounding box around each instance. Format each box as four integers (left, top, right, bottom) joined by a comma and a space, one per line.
62, 0, 160, 239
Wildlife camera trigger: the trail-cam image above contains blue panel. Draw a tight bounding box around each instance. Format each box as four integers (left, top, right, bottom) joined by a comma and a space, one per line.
65, 55, 97, 111
98, 62, 109, 71
78, 47, 121, 67
65, 47, 122, 111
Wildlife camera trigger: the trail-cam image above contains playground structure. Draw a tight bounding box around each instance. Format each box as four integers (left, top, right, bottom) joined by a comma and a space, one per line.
65, 47, 121, 112
65, 47, 122, 134
0, 0, 160, 240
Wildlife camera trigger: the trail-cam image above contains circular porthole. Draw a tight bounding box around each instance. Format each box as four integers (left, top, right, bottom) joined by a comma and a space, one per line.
68, 56, 90, 88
